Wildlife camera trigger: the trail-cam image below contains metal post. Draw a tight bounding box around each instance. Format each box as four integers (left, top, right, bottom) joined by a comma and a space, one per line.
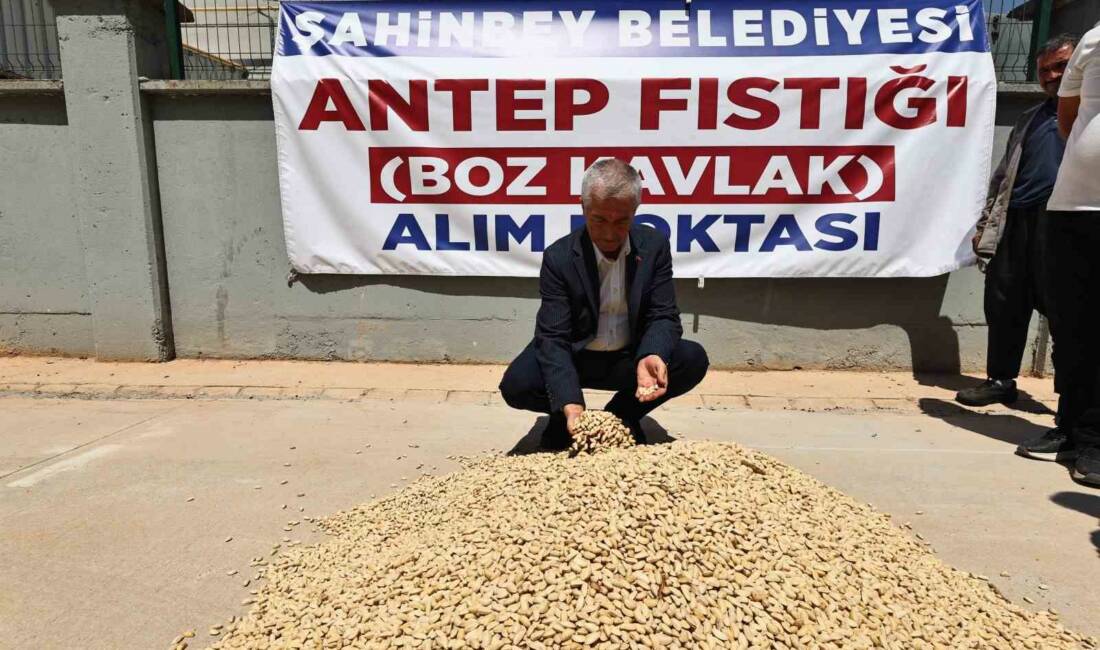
164, 0, 184, 79
1027, 0, 1055, 81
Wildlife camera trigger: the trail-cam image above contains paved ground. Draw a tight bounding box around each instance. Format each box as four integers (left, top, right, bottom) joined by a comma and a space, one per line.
0, 358, 1096, 648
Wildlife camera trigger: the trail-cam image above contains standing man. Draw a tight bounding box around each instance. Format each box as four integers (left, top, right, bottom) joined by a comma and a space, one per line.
499, 159, 709, 449
1017, 23, 1100, 487
958, 35, 1077, 407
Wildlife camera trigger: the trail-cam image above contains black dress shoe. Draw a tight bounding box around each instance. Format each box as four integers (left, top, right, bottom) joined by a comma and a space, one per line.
1016, 428, 1077, 462
1072, 446, 1100, 487
604, 408, 646, 445
956, 379, 1018, 407
540, 413, 571, 451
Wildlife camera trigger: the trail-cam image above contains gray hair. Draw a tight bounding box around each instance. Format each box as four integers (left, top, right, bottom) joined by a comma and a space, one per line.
1037, 33, 1078, 59
580, 158, 642, 208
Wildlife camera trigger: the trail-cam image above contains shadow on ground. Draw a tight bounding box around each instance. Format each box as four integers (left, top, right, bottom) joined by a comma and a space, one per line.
508, 416, 676, 456
917, 397, 1050, 447
919, 398, 1086, 486
1050, 492, 1100, 554
915, 374, 1055, 416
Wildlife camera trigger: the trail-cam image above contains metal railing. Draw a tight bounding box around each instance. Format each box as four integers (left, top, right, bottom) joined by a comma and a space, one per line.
178, 0, 278, 80
986, 0, 1053, 83
0, 0, 61, 79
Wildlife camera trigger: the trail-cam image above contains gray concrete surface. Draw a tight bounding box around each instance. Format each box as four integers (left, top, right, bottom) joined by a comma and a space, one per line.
1, 394, 1096, 648
52, 0, 173, 361
0, 91, 94, 357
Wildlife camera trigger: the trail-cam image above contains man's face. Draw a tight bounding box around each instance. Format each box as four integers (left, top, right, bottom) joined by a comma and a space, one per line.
1038, 45, 1074, 97
583, 193, 637, 258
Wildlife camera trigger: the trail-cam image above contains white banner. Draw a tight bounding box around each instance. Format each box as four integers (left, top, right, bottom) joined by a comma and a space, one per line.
272, 0, 996, 277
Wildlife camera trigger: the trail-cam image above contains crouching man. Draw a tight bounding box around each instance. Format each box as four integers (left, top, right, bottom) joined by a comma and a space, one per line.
499, 159, 709, 449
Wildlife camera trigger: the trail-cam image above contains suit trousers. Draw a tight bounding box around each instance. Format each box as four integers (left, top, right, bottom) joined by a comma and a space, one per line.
984, 204, 1047, 380
1044, 211, 1100, 444
499, 339, 709, 425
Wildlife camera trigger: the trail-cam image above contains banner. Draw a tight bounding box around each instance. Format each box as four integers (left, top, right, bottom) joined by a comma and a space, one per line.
272, 0, 995, 277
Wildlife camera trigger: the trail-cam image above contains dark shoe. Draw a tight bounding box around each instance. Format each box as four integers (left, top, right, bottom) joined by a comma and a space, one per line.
1072, 447, 1100, 487
956, 379, 1019, 407
604, 407, 646, 445
539, 413, 571, 451
1016, 428, 1077, 462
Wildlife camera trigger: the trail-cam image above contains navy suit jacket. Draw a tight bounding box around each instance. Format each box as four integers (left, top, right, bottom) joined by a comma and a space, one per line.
534, 225, 683, 412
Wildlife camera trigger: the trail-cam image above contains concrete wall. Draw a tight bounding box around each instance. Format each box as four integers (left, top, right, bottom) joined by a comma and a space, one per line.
56, 0, 176, 362
0, 89, 94, 355
0, 58, 1051, 370
152, 91, 548, 363
139, 88, 1047, 372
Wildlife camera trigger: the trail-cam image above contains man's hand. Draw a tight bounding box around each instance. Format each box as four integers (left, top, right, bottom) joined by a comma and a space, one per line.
636, 355, 668, 403
563, 404, 585, 435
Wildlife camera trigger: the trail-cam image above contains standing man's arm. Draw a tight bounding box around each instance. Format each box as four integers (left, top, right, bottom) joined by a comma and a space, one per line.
1057, 35, 1088, 138
534, 258, 585, 430
1058, 96, 1081, 139
634, 237, 682, 403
